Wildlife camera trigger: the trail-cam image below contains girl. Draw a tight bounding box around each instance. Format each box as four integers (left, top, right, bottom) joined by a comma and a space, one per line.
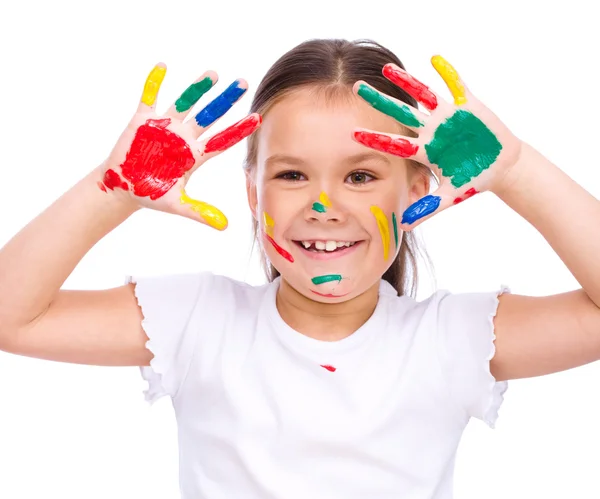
1, 38, 599, 498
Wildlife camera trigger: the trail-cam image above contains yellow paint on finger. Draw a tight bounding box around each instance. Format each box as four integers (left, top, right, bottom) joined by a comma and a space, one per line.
141, 65, 167, 107
180, 191, 227, 230
263, 211, 275, 237
431, 55, 467, 106
370, 206, 390, 261
319, 192, 332, 208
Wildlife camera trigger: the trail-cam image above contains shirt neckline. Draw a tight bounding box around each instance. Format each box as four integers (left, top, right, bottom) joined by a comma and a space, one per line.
264, 277, 397, 354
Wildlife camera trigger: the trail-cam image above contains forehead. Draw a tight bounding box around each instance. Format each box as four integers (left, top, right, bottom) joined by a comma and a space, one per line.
256, 87, 407, 165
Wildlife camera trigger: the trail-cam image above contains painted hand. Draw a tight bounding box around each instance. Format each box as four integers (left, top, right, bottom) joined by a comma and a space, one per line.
99, 63, 261, 230
353, 56, 523, 229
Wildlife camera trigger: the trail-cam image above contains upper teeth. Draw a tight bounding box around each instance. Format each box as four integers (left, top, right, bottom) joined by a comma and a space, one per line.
301, 240, 355, 251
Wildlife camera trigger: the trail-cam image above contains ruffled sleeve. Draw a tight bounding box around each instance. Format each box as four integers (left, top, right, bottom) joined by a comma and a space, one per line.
126, 272, 213, 404
435, 285, 510, 428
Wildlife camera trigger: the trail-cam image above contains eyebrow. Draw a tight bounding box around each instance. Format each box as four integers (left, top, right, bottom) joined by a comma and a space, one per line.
264, 151, 392, 169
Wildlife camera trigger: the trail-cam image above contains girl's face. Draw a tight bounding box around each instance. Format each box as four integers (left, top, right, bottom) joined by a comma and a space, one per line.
247, 87, 428, 302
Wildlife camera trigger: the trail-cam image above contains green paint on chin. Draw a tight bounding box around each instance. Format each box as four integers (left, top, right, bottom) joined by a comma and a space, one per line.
392, 213, 398, 248
312, 202, 326, 213
357, 84, 423, 128
312, 274, 342, 285
175, 76, 213, 113
425, 110, 503, 188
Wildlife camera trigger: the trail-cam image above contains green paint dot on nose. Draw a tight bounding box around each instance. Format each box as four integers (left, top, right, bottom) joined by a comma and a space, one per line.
357, 84, 424, 128
312, 274, 342, 285
425, 110, 503, 188
312, 202, 326, 213
175, 76, 214, 113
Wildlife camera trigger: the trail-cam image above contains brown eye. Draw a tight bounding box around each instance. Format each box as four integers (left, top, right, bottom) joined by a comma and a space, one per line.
347, 171, 375, 184
278, 171, 306, 181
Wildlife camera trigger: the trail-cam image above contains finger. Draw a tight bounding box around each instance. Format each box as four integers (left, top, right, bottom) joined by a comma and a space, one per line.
190, 79, 248, 138
137, 63, 167, 113
353, 80, 428, 130
176, 188, 228, 230
200, 113, 262, 158
431, 55, 469, 106
165, 70, 218, 120
399, 185, 463, 230
352, 128, 425, 163
382, 63, 440, 112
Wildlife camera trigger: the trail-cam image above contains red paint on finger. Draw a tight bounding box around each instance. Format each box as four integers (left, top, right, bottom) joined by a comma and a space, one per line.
264, 233, 294, 263
453, 187, 479, 205
354, 131, 419, 158
204, 114, 262, 154
102, 169, 129, 191
119, 118, 195, 200
383, 65, 438, 111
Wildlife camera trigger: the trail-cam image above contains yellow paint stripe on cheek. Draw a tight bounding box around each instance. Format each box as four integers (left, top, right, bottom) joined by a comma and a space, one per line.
431, 55, 467, 106
142, 65, 167, 106
370, 206, 390, 261
180, 192, 228, 230
319, 192, 332, 208
263, 211, 275, 237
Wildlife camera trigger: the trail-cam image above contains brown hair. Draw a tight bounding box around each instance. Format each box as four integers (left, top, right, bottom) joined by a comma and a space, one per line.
243, 38, 434, 297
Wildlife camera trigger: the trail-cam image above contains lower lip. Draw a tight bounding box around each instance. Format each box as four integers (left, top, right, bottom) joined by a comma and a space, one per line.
295, 241, 363, 260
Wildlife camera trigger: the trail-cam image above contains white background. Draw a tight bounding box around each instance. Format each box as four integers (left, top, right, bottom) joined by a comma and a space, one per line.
0, 0, 598, 497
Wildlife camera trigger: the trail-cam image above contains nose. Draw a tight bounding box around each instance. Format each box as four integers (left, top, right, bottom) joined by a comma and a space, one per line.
304, 191, 346, 224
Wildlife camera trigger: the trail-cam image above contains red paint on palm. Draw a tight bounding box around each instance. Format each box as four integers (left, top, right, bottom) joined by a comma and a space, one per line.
453, 187, 479, 205
102, 169, 129, 191
264, 233, 294, 263
354, 131, 418, 158
204, 114, 262, 154
383, 65, 438, 111
119, 118, 195, 200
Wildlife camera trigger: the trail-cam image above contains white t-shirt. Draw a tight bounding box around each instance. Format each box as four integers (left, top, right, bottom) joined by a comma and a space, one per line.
127, 272, 509, 499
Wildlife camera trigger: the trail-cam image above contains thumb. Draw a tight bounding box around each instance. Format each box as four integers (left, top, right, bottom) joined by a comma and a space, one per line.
399, 187, 454, 231
175, 189, 228, 230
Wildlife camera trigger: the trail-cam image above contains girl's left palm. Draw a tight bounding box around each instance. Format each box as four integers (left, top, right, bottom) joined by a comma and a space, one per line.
353, 56, 523, 229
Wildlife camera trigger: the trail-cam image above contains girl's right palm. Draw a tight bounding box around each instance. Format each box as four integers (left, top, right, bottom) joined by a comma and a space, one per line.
99, 63, 261, 230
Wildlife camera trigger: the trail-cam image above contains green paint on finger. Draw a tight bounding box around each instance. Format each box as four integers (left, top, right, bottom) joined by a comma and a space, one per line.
425, 110, 503, 188
357, 84, 424, 128
175, 76, 214, 113
312, 274, 342, 285
312, 202, 326, 213
392, 212, 399, 248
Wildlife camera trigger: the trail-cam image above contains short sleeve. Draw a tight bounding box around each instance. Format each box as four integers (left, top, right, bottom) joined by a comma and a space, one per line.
435, 285, 510, 428
126, 272, 213, 404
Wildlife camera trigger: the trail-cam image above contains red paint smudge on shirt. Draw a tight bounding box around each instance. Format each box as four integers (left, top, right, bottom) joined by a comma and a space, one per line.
119, 118, 195, 200
383, 65, 438, 111
321, 365, 336, 372
102, 169, 129, 191
354, 131, 418, 158
264, 233, 294, 263
204, 114, 261, 154
453, 187, 479, 205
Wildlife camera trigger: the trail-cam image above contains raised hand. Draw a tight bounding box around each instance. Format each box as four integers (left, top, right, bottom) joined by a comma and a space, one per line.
353, 56, 523, 229
99, 63, 261, 230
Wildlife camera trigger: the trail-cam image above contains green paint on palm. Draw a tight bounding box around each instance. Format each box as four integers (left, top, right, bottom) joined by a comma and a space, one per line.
425, 110, 502, 188
175, 77, 213, 113
392, 213, 398, 248
312, 202, 326, 213
312, 274, 342, 285
357, 84, 423, 128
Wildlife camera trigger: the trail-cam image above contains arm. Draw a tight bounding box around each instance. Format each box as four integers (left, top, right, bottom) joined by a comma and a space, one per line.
490, 143, 600, 381
0, 63, 261, 366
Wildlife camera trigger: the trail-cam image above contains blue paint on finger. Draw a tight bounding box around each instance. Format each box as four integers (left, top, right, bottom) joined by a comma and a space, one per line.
401, 195, 441, 224
195, 80, 246, 128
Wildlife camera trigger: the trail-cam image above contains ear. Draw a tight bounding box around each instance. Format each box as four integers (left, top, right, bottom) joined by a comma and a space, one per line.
408, 167, 431, 205
245, 169, 258, 220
